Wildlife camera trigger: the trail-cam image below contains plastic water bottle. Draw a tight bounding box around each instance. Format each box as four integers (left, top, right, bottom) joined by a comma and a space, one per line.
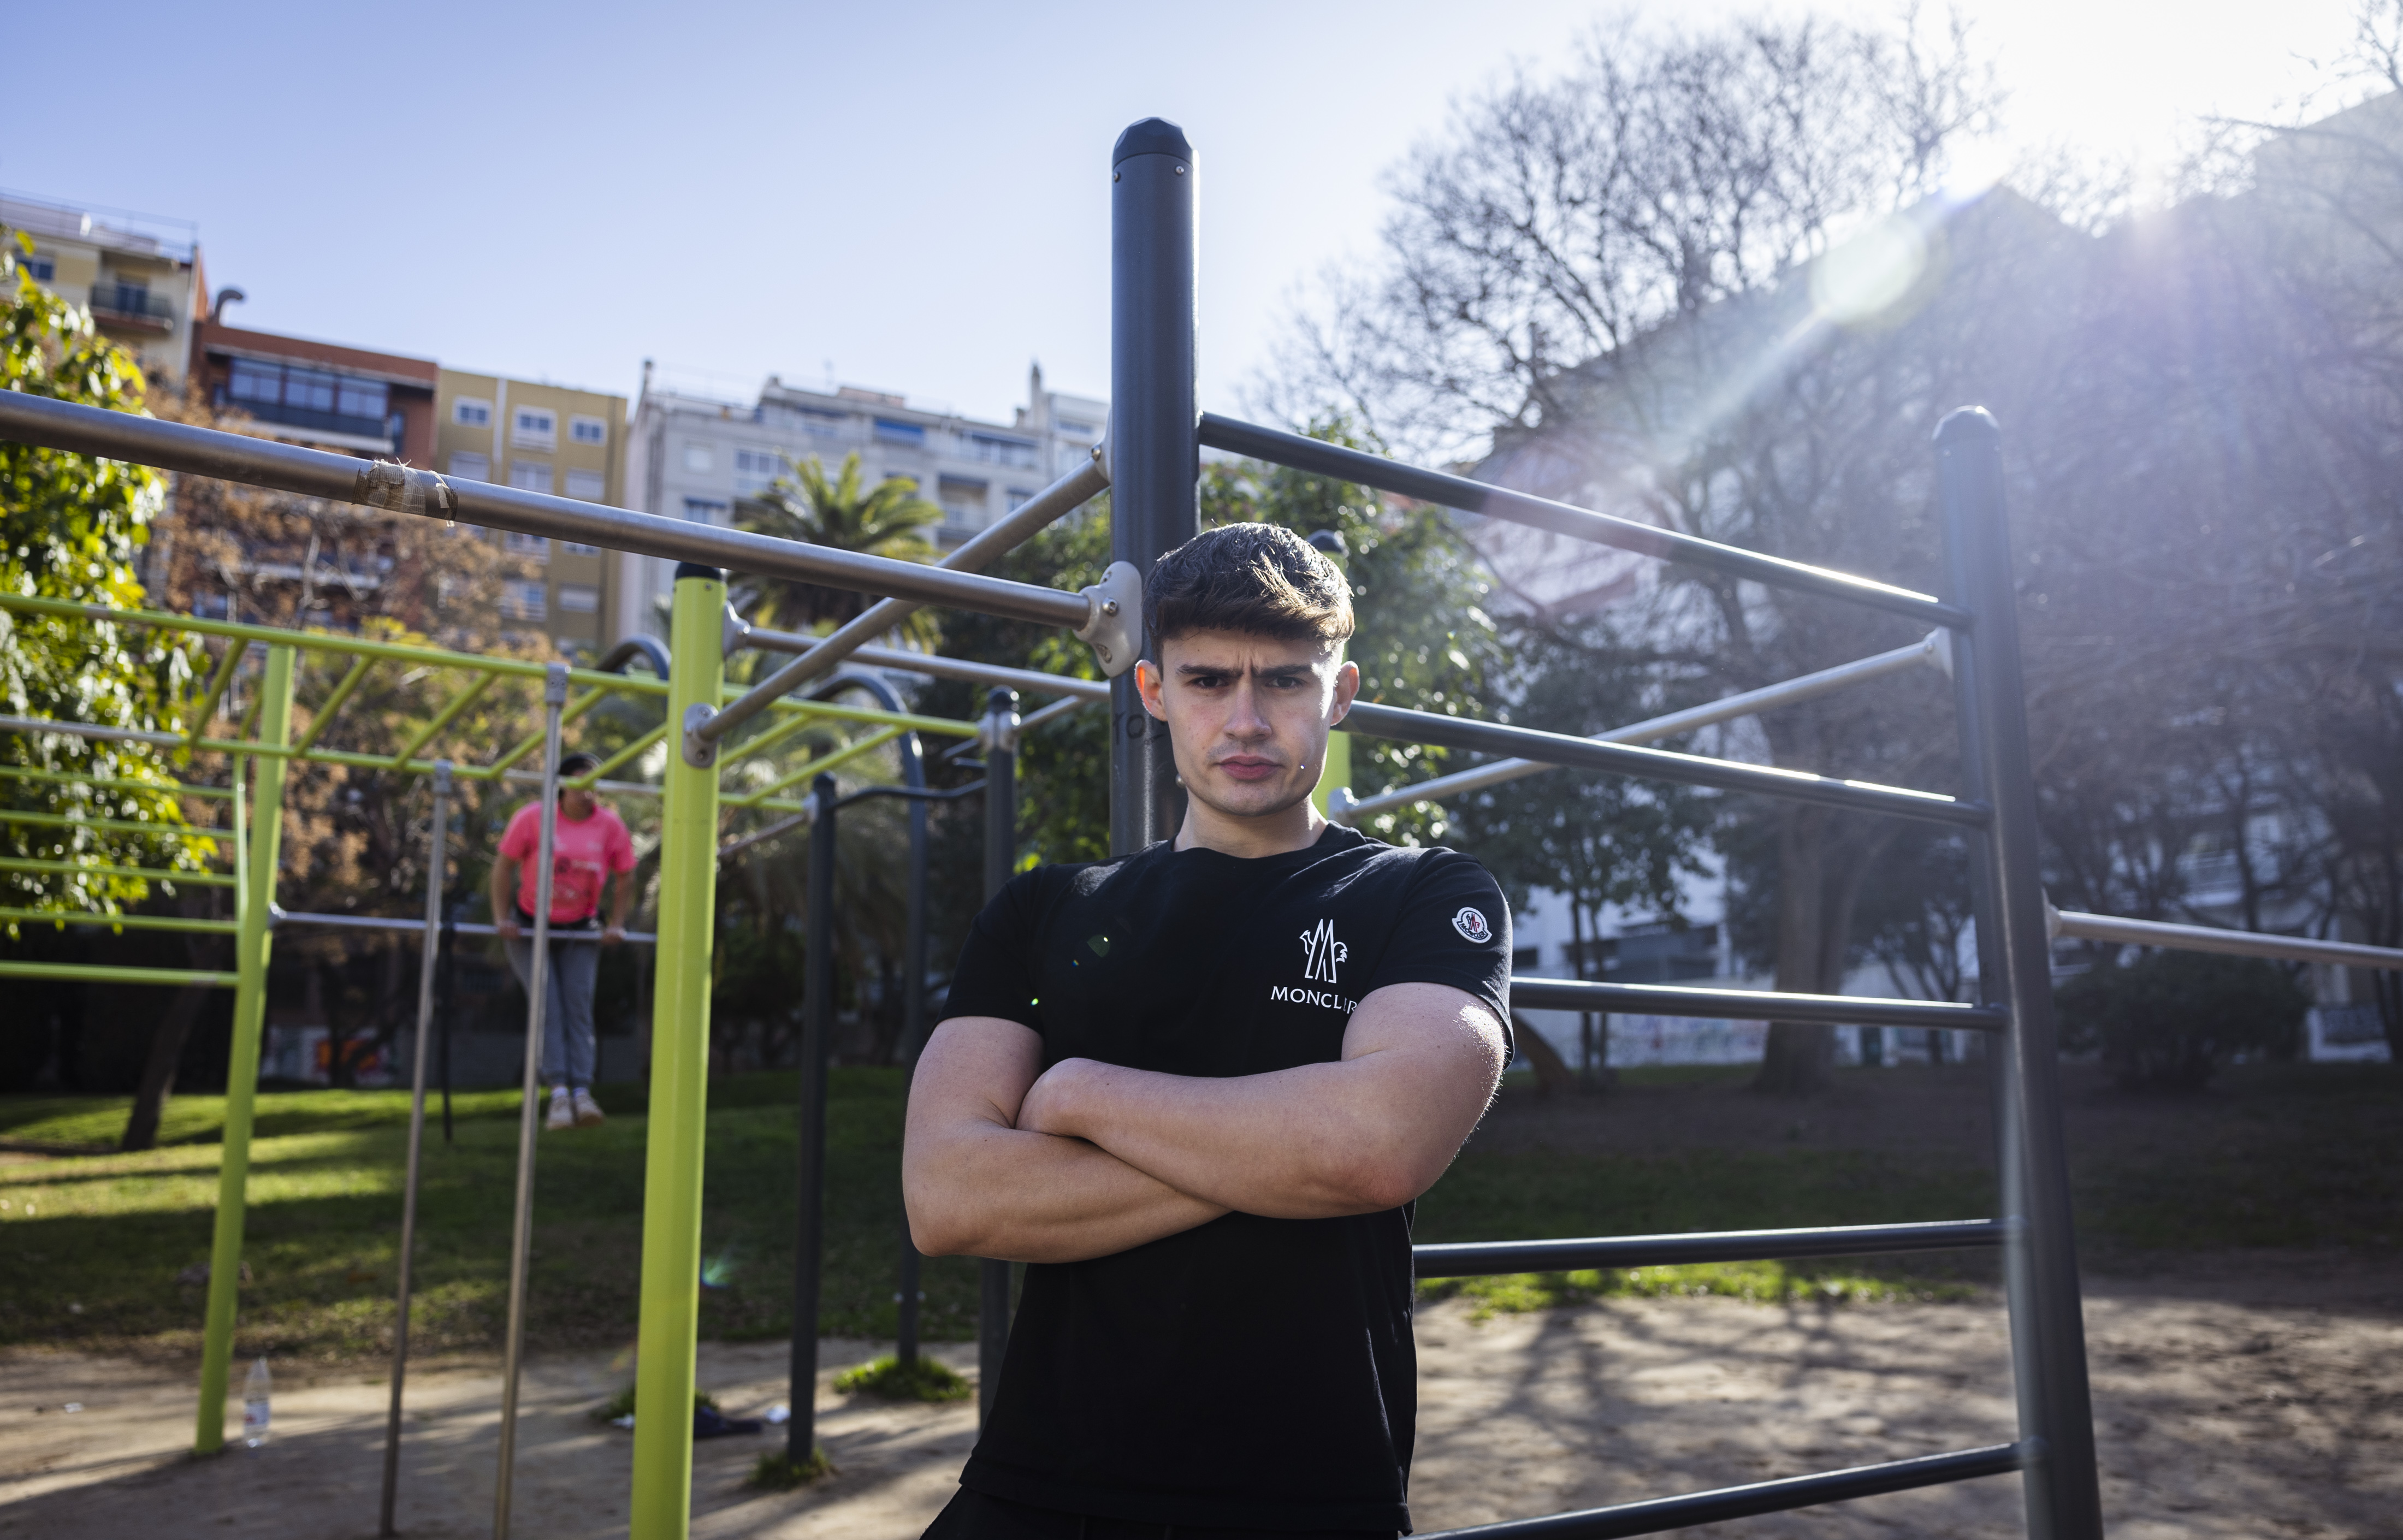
242, 1358, 271, 1448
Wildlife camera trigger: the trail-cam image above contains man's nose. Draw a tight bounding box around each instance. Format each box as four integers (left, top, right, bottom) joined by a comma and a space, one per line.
1225, 679, 1271, 737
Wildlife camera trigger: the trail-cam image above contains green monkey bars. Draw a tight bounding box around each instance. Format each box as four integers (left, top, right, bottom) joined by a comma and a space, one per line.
0, 584, 981, 1509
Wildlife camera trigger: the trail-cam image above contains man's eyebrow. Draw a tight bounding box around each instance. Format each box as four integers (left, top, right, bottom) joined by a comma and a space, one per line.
1173, 662, 1317, 678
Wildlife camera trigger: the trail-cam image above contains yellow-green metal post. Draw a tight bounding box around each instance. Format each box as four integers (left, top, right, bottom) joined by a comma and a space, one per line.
629, 567, 724, 1537
194, 643, 294, 1455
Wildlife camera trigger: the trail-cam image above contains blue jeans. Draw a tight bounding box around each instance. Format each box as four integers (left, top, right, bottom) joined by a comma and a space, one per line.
503, 925, 601, 1089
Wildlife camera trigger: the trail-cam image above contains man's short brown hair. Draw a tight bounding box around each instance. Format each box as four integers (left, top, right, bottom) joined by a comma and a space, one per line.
1143, 523, 1356, 651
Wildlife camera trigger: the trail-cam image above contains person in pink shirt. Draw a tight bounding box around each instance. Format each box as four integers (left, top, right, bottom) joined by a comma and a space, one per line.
489, 751, 638, 1132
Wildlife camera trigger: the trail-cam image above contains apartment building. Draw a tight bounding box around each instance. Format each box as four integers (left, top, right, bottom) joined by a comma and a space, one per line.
433, 370, 627, 656
191, 319, 438, 461
2, 192, 202, 389
621, 362, 1106, 639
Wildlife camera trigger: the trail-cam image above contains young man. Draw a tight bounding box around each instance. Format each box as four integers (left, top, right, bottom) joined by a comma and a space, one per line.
906, 523, 1512, 1538
490, 750, 636, 1132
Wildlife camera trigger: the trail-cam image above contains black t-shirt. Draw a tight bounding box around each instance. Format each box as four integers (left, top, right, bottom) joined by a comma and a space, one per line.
941, 824, 1512, 1533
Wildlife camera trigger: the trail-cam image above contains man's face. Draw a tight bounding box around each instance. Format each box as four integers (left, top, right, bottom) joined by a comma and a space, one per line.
1135, 627, 1360, 822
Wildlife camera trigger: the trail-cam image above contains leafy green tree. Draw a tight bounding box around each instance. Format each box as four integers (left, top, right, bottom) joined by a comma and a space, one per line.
736, 452, 942, 636
1, 240, 206, 922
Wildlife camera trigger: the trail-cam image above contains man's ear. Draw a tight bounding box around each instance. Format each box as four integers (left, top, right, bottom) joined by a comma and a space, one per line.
1329, 659, 1361, 725
1134, 658, 1168, 721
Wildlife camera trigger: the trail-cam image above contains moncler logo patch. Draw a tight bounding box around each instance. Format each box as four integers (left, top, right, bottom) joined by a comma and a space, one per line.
1452, 907, 1492, 944
1299, 917, 1347, 984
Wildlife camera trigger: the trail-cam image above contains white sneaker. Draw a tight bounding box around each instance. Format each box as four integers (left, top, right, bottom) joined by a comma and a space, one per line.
544, 1087, 575, 1132
572, 1088, 607, 1128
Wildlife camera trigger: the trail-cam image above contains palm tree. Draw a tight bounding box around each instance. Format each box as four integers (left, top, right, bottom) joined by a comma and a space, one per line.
735, 452, 942, 638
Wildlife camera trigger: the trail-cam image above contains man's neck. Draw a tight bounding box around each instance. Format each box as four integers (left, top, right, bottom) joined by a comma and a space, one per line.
1173, 798, 1327, 860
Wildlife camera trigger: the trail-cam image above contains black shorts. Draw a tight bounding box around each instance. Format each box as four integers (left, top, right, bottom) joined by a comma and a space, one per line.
922, 1488, 1398, 1540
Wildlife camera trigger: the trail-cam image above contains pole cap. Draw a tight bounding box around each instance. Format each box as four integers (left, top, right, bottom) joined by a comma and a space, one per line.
1114, 118, 1193, 167
673, 562, 724, 583
1932, 406, 2000, 448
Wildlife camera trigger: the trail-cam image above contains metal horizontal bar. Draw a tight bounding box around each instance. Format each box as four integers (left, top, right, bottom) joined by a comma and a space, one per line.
1340, 633, 1945, 824
724, 726, 908, 809
0, 855, 236, 887
1198, 413, 1968, 627
0, 808, 226, 840
1412, 1219, 2013, 1279
0, 394, 1093, 630
816, 641, 1111, 702
1337, 702, 1985, 827
708, 454, 1109, 743
0, 960, 239, 989
1415, 1441, 2030, 1539
2050, 903, 2403, 972
0, 765, 232, 800
0, 907, 239, 934
1, 712, 184, 750
1018, 695, 1092, 735
0, 591, 671, 698
1511, 977, 2007, 1031
269, 908, 656, 945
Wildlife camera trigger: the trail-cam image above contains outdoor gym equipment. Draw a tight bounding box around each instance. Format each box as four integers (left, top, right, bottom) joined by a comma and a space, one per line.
9, 113, 2403, 1540
0, 593, 985, 1538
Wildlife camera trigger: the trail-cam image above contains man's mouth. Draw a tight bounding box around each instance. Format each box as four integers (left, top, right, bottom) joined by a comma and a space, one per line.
1215, 755, 1282, 784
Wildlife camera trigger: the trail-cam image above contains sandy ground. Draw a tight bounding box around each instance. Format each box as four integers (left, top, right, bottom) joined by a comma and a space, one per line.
4, 1257, 2398, 1539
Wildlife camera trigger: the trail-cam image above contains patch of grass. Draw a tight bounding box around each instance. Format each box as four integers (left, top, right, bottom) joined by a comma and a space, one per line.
590, 1384, 717, 1422
1421, 1262, 1977, 1320
750, 1447, 835, 1489
833, 1353, 972, 1401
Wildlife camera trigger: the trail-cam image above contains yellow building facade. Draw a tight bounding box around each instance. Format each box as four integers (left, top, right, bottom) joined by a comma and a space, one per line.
433, 370, 626, 655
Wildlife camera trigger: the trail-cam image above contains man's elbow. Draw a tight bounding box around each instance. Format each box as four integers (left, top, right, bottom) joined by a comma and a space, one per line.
1323, 1146, 1447, 1213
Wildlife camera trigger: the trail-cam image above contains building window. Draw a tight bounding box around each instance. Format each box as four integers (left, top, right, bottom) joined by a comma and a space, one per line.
447, 451, 490, 482
1006, 487, 1037, 510
733, 447, 785, 495
967, 433, 1038, 469
939, 475, 989, 525
683, 497, 728, 523
512, 407, 557, 450
505, 531, 551, 561
557, 584, 601, 614
25, 257, 56, 282
1057, 419, 1096, 439
570, 414, 607, 445
501, 581, 548, 621
562, 540, 602, 556
874, 417, 925, 446
564, 468, 606, 501
453, 398, 493, 427
683, 443, 715, 474
224, 359, 388, 431
508, 461, 554, 494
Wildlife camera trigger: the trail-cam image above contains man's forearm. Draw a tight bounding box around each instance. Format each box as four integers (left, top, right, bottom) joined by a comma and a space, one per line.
904, 1120, 1226, 1264
1019, 986, 1506, 1221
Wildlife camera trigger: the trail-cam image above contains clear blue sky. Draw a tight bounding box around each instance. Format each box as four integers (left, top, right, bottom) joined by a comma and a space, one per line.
5, 0, 2365, 424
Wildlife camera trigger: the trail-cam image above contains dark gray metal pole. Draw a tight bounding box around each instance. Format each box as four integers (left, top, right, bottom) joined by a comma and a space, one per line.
896, 754, 930, 1369
1108, 117, 1198, 856
978, 689, 1020, 1426
789, 774, 838, 1466
1933, 407, 2103, 1540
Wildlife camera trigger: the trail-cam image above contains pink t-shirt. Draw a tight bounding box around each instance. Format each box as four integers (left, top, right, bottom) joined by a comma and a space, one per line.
499, 802, 636, 923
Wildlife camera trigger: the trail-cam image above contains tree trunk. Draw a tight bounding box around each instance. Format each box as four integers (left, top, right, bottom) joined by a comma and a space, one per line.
1754, 809, 1835, 1094
121, 982, 212, 1151
1513, 1015, 1581, 1097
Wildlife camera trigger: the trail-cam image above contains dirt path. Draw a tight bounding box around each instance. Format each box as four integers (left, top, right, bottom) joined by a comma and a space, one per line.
5, 1259, 2397, 1538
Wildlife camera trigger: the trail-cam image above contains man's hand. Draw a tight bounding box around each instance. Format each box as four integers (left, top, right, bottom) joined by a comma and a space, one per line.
1014, 983, 1505, 1221
601, 923, 625, 947
497, 913, 522, 940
